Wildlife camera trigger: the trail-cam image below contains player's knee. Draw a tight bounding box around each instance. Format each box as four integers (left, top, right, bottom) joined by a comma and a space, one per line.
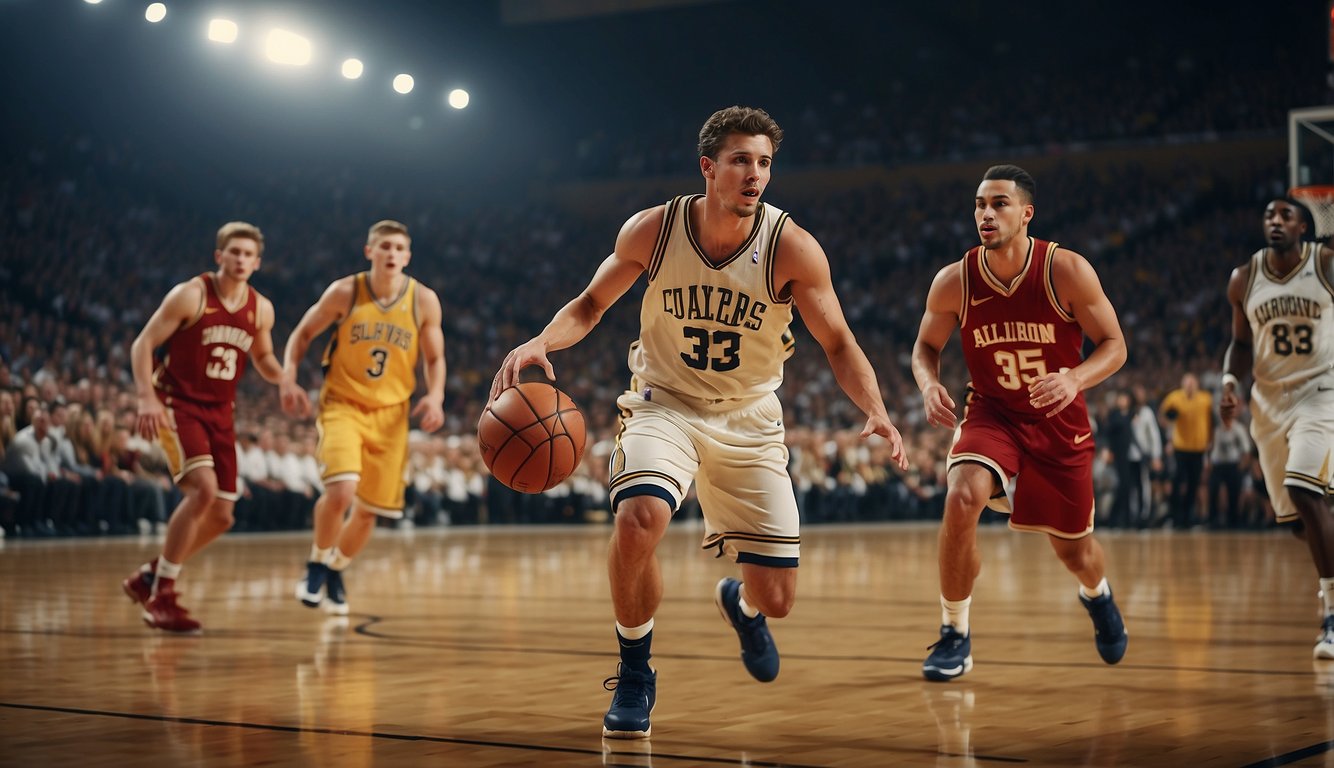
207, 504, 235, 531
323, 481, 358, 510
186, 474, 219, 505
613, 498, 669, 551
945, 479, 991, 515
746, 581, 795, 618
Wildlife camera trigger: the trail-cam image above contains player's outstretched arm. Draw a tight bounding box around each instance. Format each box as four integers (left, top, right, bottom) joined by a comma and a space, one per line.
490, 207, 660, 400
413, 284, 447, 434
131, 279, 204, 440
779, 222, 908, 470
280, 277, 354, 418
249, 295, 284, 385
1219, 260, 1255, 425
912, 262, 962, 430
1031, 248, 1127, 418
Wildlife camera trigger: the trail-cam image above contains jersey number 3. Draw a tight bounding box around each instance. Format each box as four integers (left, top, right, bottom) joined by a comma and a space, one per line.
366, 348, 389, 378
681, 327, 740, 372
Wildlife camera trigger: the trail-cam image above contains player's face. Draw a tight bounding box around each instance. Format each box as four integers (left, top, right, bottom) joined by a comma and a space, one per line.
214, 237, 262, 281
701, 133, 773, 218
366, 232, 411, 273
1264, 200, 1307, 250
975, 180, 1033, 250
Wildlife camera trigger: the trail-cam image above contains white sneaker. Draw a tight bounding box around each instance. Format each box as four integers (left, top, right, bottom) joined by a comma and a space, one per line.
1314, 616, 1334, 660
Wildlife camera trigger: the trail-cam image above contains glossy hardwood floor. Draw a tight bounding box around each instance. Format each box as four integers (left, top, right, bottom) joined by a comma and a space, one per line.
1, 521, 1332, 767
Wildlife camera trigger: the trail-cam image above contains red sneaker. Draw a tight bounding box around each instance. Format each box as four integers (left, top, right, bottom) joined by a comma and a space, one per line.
144, 578, 202, 634
122, 569, 153, 606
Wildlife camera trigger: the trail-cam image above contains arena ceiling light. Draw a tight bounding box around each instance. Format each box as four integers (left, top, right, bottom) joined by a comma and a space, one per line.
265, 28, 312, 66
341, 58, 364, 79
392, 74, 414, 94
207, 18, 238, 44
145, 3, 167, 23
447, 89, 469, 109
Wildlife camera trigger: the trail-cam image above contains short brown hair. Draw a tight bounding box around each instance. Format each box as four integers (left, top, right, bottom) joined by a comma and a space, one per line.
215, 221, 264, 253
368, 219, 410, 244
697, 106, 783, 160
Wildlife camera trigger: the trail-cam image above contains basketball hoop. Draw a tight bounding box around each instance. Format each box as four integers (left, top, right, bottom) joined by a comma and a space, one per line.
1289, 185, 1334, 240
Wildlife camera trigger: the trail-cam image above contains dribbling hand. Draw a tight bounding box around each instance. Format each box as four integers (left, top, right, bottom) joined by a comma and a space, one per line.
490, 338, 555, 401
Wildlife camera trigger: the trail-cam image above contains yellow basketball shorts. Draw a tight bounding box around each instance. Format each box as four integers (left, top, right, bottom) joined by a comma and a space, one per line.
317, 395, 410, 517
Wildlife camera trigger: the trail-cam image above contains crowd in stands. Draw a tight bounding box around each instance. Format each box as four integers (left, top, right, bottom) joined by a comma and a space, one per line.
0, 62, 1321, 537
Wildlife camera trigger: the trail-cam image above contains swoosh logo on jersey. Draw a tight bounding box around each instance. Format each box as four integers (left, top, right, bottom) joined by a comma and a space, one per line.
1074, 432, 1092, 444
969, 295, 994, 307
1319, 386, 1333, 392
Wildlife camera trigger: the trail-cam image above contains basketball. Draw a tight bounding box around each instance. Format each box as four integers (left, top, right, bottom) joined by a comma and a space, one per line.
478, 382, 587, 493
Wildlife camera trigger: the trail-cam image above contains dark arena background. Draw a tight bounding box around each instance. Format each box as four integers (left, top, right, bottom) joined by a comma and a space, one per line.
3, 1, 1334, 766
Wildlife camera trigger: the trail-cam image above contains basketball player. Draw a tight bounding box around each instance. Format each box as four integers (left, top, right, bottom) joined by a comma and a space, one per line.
120, 222, 283, 633
1220, 197, 1334, 658
911, 165, 1129, 681
280, 220, 445, 616
491, 106, 910, 739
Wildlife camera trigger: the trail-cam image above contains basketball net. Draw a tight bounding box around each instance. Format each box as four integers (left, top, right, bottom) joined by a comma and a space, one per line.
1290, 185, 1334, 240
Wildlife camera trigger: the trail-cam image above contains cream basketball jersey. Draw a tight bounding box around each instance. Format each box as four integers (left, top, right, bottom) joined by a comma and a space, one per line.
1245, 243, 1334, 388
627, 194, 796, 402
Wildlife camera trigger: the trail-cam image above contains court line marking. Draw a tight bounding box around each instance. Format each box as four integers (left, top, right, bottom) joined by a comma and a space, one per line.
0, 701, 826, 767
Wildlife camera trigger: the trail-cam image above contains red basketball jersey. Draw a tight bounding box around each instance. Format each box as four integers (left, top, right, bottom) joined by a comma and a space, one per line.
154, 273, 259, 405
958, 238, 1086, 420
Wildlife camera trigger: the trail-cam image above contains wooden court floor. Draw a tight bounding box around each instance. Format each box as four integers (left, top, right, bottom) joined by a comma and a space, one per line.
2, 522, 1333, 767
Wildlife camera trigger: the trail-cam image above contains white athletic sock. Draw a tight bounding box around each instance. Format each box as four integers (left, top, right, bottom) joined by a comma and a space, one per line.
737, 587, 760, 619
1080, 577, 1110, 600
1320, 578, 1334, 617
156, 557, 182, 581
328, 548, 352, 571
616, 618, 654, 640
310, 545, 333, 564
941, 595, 971, 635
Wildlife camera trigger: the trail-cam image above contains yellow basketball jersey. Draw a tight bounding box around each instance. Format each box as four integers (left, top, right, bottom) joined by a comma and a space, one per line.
321, 272, 420, 408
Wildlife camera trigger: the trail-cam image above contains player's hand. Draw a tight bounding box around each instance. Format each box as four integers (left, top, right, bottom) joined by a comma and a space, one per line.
1028, 371, 1080, 418
135, 394, 170, 441
412, 397, 445, 434
490, 338, 555, 401
921, 383, 957, 429
279, 378, 311, 419
860, 414, 910, 471
1219, 385, 1240, 428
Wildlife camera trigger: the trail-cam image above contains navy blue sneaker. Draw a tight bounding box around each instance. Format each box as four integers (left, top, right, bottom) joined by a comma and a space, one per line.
602, 664, 656, 739
714, 577, 780, 682
923, 625, 973, 681
324, 569, 348, 616
1080, 589, 1128, 664
1316, 615, 1334, 660
296, 561, 327, 608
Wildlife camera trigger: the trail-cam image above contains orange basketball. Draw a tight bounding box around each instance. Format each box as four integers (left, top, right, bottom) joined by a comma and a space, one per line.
478, 382, 587, 493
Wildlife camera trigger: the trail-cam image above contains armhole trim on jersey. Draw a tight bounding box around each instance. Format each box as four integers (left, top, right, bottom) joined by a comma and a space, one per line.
958, 249, 974, 328
1242, 251, 1263, 308
764, 211, 792, 305
1043, 242, 1076, 323
411, 279, 421, 329
181, 276, 208, 330
647, 196, 683, 283
1314, 243, 1334, 300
